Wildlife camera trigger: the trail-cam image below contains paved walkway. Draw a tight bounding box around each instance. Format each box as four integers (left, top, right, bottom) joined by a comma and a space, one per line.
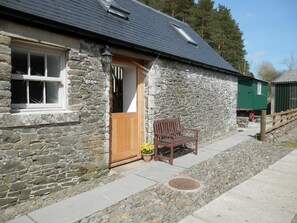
179, 149, 297, 223
7, 123, 297, 223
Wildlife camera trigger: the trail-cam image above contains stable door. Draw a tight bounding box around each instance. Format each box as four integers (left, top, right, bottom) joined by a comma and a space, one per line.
110, 65, 141, 166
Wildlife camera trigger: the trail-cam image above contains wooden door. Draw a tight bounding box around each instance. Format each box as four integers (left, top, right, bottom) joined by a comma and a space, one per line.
110, 63, 143, 167
110, 112, 138, 163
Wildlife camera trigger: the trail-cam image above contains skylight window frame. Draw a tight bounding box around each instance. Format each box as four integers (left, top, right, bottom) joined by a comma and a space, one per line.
98, 0, 130, 20
171, 23, 198, 46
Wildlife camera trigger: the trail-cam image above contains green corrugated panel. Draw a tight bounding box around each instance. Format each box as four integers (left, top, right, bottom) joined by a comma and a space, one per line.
275, 84, 290, 112
290, 84, 297, 109
237, 79, 268, 110
237, 80, 252, 109
251, 81, 268, 110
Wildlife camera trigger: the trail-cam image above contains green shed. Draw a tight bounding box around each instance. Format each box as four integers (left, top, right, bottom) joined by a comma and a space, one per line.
237, 76, 268, 111
271, 69, 297, 113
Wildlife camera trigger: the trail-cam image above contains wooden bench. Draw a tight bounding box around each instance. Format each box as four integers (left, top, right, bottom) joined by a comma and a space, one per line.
153, 118, 198, 165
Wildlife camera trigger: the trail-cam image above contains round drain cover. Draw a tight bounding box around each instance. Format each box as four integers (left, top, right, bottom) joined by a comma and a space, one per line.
168, 177, 200, 190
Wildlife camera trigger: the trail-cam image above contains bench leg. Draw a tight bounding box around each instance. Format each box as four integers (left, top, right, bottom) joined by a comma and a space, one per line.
169, 145, 174, 165
194, 139, 198, 155
154, 143, 158, 161
194, 132, 198, 155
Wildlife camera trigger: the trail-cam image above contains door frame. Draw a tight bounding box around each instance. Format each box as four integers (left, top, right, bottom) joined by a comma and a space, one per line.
109, 56, 145, 167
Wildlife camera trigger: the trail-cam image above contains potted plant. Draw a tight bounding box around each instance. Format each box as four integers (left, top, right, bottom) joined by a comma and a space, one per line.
140, 142, 154, 162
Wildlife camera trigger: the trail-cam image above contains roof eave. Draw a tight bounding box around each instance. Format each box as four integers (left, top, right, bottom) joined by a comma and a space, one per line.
238, 75, 268, 83
272, 81, 297, 84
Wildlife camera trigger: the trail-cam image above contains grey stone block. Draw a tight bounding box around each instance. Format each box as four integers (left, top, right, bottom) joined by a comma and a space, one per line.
0, 161, 25, 174
0, 197, 18, 206
10, 182, 27, 192
0, 35, 11, 45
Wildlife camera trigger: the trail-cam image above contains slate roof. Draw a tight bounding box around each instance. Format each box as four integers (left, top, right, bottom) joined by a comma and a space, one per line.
272, 69, 297, 83
0, 0, 239, 74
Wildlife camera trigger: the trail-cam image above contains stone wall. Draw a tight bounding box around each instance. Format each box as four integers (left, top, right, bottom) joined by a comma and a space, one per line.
0, 34, 110, 208
146, 59, 238, 143
237, 117, 249, 128
0, 35, 11, 113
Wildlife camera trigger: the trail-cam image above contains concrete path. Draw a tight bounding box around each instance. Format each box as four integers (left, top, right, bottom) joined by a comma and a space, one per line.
8, 124, 262, 223
179, 149, 297, 223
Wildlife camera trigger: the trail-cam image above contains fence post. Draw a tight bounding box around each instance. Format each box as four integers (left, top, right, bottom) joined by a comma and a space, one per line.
272, 115, 276, 127
260, 110, 267, 141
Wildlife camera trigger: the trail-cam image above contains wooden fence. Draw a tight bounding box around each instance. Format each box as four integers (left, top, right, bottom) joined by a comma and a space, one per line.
259, 108, 297, 141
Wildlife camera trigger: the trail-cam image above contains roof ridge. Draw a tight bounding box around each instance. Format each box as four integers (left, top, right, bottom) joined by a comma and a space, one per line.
272, 68, 297, 83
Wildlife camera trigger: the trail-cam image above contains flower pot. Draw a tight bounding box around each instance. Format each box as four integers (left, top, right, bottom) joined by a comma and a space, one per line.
142, 153, 153, 162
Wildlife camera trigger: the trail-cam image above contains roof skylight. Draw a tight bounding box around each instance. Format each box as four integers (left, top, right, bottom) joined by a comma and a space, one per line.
98, 0, 130, 20
172, 23, 197, 46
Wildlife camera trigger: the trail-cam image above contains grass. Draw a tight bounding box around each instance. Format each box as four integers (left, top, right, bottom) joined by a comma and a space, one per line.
277, 140, 297, 148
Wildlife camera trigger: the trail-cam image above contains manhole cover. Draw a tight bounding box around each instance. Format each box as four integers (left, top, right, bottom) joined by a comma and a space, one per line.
168, 177, 200, 191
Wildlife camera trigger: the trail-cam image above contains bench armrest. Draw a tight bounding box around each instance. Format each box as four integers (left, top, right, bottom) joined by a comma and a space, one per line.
183, 128, 198, 133
182, 128, 198, 137
183, 128, 198, 131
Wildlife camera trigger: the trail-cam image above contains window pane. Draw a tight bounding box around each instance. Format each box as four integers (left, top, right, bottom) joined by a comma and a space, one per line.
257, 82, 262, 95
47, 55, 60, 77
12, 50, 28, 75
29, 81, 43, 103
31, 53, 45, 76
46, 82, 59, 103
11, 80, 27, 103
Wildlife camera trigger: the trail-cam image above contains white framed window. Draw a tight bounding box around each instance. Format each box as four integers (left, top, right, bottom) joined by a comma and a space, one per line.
98, 0, 130, 20
171, 23, 198, 46
11, 43, 66, 111
257, 81, 262, 95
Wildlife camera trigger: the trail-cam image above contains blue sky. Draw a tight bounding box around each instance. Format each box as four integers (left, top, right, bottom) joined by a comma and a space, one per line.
209, 0, 297, 77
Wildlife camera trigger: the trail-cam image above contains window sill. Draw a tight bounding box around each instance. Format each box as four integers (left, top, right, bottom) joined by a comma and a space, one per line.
0, 111, 80, 128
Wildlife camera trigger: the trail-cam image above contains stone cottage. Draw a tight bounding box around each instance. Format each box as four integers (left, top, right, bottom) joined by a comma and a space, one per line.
0, 0, 241, 207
